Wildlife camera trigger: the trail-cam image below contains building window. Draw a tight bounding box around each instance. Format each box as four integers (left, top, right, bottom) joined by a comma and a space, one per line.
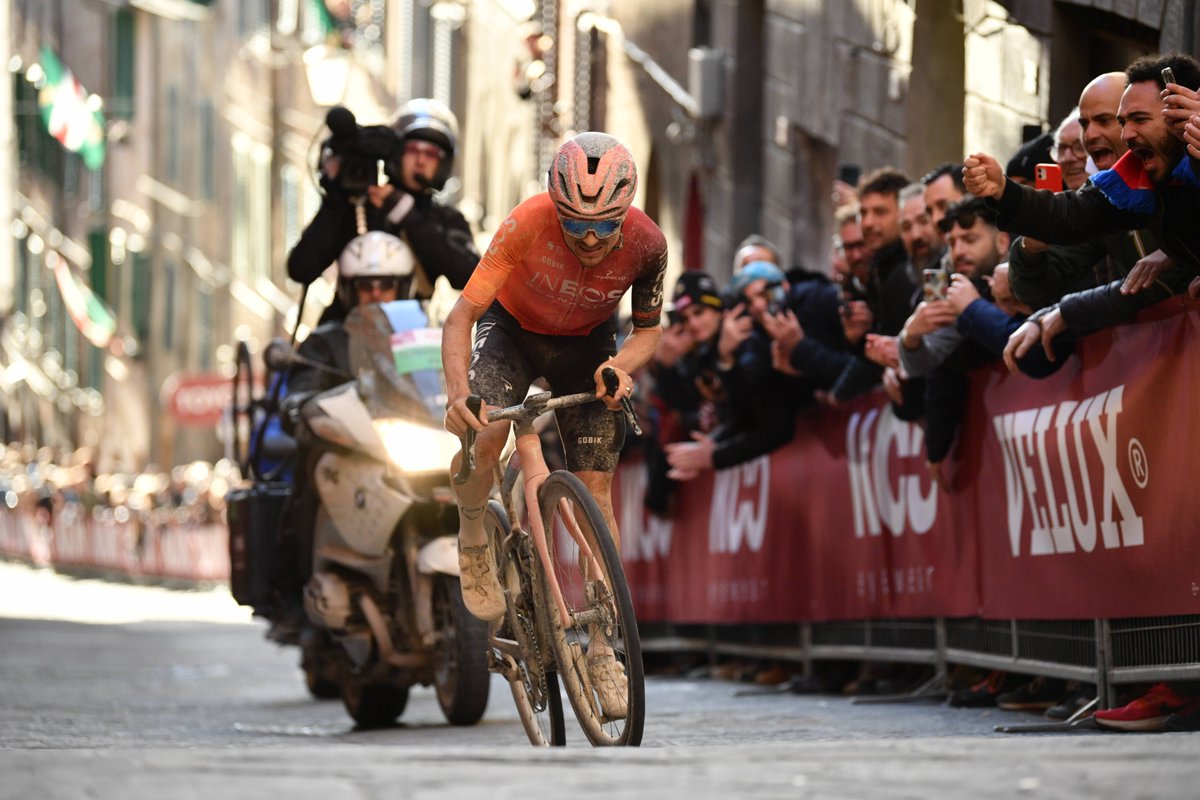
239, 0, 271, 38
163, 259, 177, 352
198, 287, 213, 369
231, 133, 273, 283
112, 9, 135, 121
131, 251, 151, 348
166, 86, 181, 184
200, 101, 217, 200
281, 164, 302, 251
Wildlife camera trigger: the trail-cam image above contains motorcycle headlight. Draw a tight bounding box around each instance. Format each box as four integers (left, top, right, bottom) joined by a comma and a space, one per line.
372, 418, 461, 474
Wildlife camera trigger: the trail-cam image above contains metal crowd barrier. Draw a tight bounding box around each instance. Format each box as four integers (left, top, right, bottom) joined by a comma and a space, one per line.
640, 614, 1200, 711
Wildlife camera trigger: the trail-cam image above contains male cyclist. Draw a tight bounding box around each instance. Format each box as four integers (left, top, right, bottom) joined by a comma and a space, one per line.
442, 132, 666, 716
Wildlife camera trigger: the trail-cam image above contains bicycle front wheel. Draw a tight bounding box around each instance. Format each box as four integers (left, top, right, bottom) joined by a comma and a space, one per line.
484, 499, 565, 746
539, 471, 645, 746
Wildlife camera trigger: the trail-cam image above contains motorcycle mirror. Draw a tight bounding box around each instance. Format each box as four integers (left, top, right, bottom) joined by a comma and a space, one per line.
263, 338, 296, 373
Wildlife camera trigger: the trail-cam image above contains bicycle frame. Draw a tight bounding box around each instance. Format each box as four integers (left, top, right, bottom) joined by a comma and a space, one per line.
490, 392, 609, 630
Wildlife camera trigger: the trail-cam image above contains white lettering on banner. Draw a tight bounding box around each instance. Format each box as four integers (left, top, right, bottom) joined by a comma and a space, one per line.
617, 465, 673, 562
856, 566, 936, 602
846, 406, 937, 537
992, 385, 1143, 557
707, 577, 770, 606
708, 457, 769, 554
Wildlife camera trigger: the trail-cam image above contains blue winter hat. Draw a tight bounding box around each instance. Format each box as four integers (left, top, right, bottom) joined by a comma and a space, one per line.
728, 260, 786, 299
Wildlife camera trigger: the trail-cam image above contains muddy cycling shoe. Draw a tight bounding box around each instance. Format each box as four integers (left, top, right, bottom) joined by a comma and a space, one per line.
458, 543, 506, 622
587, 654, 629, 719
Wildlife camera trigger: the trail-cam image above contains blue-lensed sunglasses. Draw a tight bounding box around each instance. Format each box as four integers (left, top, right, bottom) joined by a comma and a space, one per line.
559, 216, 623, 240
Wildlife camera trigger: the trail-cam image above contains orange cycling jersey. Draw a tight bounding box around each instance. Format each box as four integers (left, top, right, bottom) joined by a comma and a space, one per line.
461, 193, 667, 336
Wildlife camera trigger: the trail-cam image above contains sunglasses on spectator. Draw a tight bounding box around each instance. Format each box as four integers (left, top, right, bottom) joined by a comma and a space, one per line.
352, 276, 405, 293
404, 140, 446, 160
559, 216, 624, 240
937, 206, 998, 234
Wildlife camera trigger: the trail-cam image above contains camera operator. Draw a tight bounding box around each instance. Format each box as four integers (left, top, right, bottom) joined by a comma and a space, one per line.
288, 99, 480, 323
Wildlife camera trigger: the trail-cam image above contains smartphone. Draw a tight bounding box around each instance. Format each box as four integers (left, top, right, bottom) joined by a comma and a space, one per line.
922, 268, 949, 302
1035, 163, 1063, 192
1162, 66, 1177, 87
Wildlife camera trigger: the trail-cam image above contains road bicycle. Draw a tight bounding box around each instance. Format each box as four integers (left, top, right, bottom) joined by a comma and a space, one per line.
454, 368, 645, 746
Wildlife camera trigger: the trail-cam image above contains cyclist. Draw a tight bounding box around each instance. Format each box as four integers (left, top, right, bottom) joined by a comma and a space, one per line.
288, 98, 479, 323
442, 132, 667, 717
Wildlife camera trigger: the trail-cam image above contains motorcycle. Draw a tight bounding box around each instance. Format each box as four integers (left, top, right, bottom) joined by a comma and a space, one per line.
227, 299, 490, 728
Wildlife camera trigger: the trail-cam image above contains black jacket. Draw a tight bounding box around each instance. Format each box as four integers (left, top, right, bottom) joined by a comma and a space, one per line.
287, 184, 479, 322
992, 162, 1200, 274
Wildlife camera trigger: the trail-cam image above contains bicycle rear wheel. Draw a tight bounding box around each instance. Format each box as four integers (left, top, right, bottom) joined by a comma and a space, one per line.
483, 499, 565, 746
538, 471, 645, 746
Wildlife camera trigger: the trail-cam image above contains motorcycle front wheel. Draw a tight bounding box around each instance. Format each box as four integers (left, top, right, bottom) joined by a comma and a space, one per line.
432, 574, 491, 725
300, 630, 341, 700
340, 664, 409, 729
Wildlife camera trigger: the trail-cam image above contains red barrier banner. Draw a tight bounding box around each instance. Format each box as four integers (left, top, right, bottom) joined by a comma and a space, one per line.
615, 394, 979, 624
964, 302, 1200, 619
615, 299, 1200, 623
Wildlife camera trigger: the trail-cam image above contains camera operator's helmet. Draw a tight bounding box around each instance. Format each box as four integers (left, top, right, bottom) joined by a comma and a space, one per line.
389, 98, 459, 191
548, 132, 638, 221
336, 232, 416, 308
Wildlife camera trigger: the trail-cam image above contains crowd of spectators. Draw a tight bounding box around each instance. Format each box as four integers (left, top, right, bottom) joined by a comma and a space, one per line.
636, 52, 1200, 732
0, 443, 234, 536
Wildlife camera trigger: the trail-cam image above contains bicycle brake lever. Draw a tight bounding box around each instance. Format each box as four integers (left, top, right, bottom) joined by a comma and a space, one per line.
452, 395, 482, 485
620, 396, 643, 437
601, 367, 643, 437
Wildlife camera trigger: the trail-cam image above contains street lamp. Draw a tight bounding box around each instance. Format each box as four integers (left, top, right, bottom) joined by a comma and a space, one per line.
303, 44, 351, 107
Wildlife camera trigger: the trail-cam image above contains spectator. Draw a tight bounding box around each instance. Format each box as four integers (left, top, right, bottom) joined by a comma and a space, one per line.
1007, 69, 1164, 318
920, 163, 966, 247
1051, 110, 1089, 190
966, 54, 1200, 372
1004, 131, 1053, 187
827, 168, 914, 403
665, 263, 800, 480
732, 234, 782, 273
1079, 72, 1129, 172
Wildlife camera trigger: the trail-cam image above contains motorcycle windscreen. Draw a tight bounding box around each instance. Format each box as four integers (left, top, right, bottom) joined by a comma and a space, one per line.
383, 300, 447, 422
390, 327, 446, 421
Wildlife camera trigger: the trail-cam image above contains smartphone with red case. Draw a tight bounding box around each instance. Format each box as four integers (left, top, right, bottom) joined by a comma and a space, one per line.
1035, 163, 1063, 192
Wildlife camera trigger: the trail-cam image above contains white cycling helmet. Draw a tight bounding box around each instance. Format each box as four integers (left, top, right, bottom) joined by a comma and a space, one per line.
336, 232, 416, 308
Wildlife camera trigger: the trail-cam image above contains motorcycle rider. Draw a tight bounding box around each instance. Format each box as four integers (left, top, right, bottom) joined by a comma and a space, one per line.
268, 232, 415, 642
287, 98, 479, 323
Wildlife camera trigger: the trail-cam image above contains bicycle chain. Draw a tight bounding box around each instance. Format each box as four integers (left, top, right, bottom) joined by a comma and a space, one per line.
512, 536, 549, 713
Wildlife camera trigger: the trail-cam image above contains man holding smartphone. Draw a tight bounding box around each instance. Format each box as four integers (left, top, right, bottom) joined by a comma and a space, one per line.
962, 54, 1200, 373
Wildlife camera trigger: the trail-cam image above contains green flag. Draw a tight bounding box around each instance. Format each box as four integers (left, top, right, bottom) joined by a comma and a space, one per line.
37, 44, 106, 170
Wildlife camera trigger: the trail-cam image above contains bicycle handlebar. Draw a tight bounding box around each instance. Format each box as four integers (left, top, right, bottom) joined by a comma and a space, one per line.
451, 367, 642, 485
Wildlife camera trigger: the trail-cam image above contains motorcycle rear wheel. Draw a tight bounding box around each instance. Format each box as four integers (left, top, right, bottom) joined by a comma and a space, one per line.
432, 574, 491, 725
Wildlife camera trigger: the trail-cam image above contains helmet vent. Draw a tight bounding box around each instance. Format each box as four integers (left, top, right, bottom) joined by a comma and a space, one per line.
587, 155, 600, 175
